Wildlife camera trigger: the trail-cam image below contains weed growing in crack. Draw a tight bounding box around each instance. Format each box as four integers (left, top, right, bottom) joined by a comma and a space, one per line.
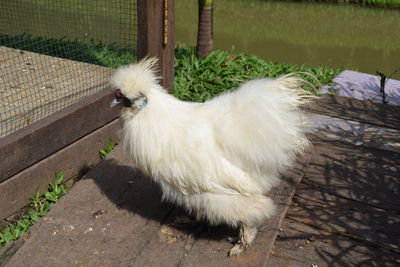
0, 172, 67, 248
99, 138, 118, 159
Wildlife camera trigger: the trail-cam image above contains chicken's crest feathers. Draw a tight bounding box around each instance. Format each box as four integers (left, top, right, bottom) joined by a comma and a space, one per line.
110, 57, 163, 99
138, 56, 160, 73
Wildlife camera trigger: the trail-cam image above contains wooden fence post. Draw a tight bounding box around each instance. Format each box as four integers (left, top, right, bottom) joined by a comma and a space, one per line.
137, 0, 175, 91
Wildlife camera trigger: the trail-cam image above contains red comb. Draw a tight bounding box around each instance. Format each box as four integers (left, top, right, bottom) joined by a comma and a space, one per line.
115, 89, 123, 99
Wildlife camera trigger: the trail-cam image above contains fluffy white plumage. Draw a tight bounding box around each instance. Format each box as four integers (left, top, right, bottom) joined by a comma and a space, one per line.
110, 58, 313, 255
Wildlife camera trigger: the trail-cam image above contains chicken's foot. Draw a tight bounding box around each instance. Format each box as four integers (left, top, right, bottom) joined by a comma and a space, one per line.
228, 222, 258, 256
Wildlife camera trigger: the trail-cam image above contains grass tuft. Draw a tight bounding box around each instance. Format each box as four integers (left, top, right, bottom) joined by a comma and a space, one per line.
99, 138, 118, 159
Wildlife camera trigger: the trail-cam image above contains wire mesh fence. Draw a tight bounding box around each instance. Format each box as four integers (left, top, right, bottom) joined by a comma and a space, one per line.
0, 0, 137, 138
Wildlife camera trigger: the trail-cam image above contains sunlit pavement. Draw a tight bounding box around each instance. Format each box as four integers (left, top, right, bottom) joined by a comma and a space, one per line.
320, 70, 400, 106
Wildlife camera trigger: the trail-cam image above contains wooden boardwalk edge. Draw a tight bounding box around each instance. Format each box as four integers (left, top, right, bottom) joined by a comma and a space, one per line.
262, 148, 314, 264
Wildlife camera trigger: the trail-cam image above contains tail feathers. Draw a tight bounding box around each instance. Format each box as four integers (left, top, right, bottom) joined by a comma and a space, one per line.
275, 73, 319, 107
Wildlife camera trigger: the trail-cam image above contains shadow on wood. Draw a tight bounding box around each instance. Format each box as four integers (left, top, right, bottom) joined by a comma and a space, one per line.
270, 134, 400, 266
84, 147, 311, 266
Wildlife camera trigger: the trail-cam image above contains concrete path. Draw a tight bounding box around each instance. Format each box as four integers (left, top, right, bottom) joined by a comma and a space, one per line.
321, 70, 400, 106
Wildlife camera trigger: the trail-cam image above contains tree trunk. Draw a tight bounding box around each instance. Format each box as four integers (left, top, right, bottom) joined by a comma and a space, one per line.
196, 0, 213, 59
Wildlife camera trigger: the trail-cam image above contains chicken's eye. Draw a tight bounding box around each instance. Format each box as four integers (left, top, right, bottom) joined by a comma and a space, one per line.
115, 89, 123, 99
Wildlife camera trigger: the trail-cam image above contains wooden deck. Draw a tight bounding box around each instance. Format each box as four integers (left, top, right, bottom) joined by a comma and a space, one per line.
268, 135, 400, 266
1, 95, 400, 266
267, 96, 400, 266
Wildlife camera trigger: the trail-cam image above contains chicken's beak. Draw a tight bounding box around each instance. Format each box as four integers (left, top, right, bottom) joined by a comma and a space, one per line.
110, 98, 122, 107
111, 89, 124, 107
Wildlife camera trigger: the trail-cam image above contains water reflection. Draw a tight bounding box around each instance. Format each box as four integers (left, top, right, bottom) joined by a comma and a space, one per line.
177, 0, 400, 79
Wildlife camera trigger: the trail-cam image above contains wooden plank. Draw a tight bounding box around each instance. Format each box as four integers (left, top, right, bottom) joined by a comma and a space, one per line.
130, 207, 205, 267
0, 236, 26, 267
0, 88, 119, 182
360, 126, 400, 153
4, 147, 175, 266
4, 147, 312, 266
287, 183, 400, 252
303, 137, 400, 212
267, 218, 400, 267
137, 0, 162, 60
307, 113, 400, 154
137, 0, 175, 91
177, 150, 313, 266
127, 150, 312, 267
82, 151, 313, 266
303, 94, 400, 130
162, 0, 175, 91
266, 132, 400, 266
0, 119, 119, 221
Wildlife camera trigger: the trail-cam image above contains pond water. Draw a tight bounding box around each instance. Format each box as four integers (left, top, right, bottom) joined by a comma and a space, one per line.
1, 0, 398, 79
176, 0, 400, 79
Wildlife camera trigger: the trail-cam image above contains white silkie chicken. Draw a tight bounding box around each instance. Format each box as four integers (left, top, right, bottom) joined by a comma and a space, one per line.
110, 58, 313, 256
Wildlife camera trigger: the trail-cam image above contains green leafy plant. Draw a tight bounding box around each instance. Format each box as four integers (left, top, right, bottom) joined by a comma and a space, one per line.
173, 47, 341, 102
45, 172, 68, 202
0, 172, 68, 248
99, 138, 118, 159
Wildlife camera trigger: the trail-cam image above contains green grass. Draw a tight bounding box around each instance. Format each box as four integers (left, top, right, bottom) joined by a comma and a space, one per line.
99, 138, 118, 159
0, 172, 68, 248
173, 47, 341, 102
0, 33, 136, 68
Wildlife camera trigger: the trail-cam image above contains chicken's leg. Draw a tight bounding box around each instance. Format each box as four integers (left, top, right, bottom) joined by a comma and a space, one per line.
228, 222, 258, 256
